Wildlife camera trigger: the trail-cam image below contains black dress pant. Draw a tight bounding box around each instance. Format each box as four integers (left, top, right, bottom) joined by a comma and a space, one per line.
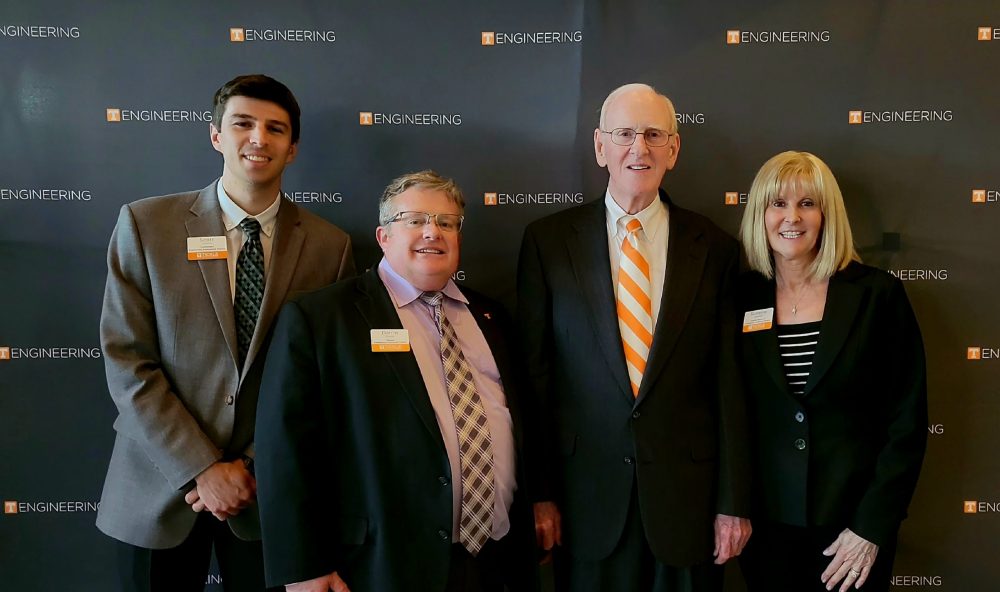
116, 511, 279, 592
446, 538, 505, 592
554, 486, 723, 592
740, 520, 897, 592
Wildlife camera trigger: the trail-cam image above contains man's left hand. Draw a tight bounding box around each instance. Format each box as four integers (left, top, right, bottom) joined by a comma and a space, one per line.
713, 513, 752, 564
184, 459, 256, 520
533, 501, 562, 565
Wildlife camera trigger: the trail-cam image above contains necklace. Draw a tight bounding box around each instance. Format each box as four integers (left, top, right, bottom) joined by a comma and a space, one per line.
782, 280, 813, 317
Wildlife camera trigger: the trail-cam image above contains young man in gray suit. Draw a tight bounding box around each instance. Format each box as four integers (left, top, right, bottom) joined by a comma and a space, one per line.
96, 74, 355, 592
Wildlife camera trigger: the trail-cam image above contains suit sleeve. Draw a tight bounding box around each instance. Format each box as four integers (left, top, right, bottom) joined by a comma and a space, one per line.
516, 225, 558, 503
241, 229, 356, 462
714, 240, 751, 517
850, 279, 928, 546
100, 204, 221, 489
255, 299, 340, 586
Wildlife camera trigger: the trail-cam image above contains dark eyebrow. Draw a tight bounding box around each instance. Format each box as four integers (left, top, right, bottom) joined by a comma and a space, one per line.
227, 113, 289, 129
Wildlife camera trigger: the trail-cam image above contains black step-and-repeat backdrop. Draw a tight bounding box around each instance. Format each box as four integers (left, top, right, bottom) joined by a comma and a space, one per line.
2, 1, 997, 589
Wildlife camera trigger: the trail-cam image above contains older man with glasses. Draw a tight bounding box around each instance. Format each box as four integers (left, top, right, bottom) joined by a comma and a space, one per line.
517, 83, 752, 592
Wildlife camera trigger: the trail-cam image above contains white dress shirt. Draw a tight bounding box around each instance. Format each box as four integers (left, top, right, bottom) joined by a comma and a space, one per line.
605, 189, 670, 329
216, 179, 281, 301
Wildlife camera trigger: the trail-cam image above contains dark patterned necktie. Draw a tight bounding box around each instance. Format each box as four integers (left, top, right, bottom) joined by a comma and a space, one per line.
234, 218, 264, 368
419, 291, 495, 555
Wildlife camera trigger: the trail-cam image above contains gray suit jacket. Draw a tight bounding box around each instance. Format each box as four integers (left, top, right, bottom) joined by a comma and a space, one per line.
96, 181, 354, 549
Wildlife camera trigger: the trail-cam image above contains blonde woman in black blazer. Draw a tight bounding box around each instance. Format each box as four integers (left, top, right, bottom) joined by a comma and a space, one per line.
736, 151, 927, 592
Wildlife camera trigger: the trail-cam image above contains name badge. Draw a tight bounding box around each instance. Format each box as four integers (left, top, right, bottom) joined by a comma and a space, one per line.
187, 236, 228, 260
371, 329, 410, 352
742, 307, 773, 333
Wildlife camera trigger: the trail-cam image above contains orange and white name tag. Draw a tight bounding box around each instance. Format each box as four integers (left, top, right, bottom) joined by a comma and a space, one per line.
371, 329, 410, 352
742, 307, 773, 332
187, 236, 228, 260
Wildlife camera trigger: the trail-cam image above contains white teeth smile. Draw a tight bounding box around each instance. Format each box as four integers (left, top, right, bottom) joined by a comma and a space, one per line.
627, 165, 650, 170
416, 248, 443, 254
780, 231, 804, 239
244, 155, 268, 162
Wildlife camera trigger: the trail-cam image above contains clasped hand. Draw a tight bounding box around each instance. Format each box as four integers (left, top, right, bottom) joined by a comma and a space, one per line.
183, 459, 256, 521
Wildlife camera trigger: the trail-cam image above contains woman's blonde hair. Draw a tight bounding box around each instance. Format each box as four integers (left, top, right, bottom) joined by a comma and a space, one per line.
739, 151, 860, 280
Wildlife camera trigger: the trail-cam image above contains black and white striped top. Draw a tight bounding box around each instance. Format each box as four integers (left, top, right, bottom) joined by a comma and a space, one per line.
777, 321, 821, 396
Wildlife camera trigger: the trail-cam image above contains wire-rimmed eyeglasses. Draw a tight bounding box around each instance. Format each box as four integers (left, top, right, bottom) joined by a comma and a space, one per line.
387, 211, 464, 232
600, 127, 674, 147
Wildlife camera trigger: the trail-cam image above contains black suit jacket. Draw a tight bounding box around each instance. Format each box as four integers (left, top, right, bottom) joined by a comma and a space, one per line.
255, 268, 536, 591
738, 262, 927, 546
517, 193, 750, 566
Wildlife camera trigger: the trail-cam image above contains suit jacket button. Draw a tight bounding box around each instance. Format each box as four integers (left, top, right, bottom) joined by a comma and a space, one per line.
438, 476, 449, 486
623, 456, 634, 465
794, 438, 807, 450
632, 411, 641, 419
795, 412, 805, 423
225, 395, 235, 406
438, 529, 450, 541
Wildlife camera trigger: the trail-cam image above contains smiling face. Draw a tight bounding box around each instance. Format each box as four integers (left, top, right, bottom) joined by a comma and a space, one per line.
594, 87, 680, 210
764, 177, 824, 266
210, 95, 297, 202
376, 186, 462, 291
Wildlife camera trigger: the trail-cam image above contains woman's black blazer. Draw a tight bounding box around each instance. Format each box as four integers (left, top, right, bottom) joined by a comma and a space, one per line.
738, 261, 928, 546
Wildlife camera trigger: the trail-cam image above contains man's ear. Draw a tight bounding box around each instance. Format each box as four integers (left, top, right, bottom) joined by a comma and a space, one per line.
664, 133, 681, 171
594, 128, 608, 168
210, 124, 223, 153
375, 224, 390, 250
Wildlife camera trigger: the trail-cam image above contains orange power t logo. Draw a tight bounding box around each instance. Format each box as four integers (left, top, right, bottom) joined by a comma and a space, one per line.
726, 30, 740, 44
106, 108, 122, 122
979, 27, 992, 41
972, 189, 986, 203
3, 501, 16, 514
724, 192, 739, 205
0, 347, 10, 361
230, 28, 245, 42
848, 111, 862, 124
484, 192, 498, 206
967, 347, 982, 360
481, 32, 496, 45
359, 112, 373, 126
964, 501, 978, 513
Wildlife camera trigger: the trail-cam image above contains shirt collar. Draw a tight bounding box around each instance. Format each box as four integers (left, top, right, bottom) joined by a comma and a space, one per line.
604, 188, 668, 241
378, 258, 468, 309
216, 179, 281, 238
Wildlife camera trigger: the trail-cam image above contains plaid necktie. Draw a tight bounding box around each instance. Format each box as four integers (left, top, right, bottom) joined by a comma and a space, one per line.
420, 291, 495, 555
617, 217, 653, 397
234, 218, 264, 368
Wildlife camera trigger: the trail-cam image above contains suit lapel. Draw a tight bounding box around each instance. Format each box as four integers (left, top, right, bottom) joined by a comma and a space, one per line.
743, 274, 792, 397
567, 200, 633, 403
353, 270, 445, 451
803, 270, 865, 395
242, 200, 305, 379
636, 205, 707, 404
185, 184, 239, 371
466, 296, 524, 450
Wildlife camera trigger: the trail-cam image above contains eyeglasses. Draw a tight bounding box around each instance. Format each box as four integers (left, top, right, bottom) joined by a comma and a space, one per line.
600, 127, 674, 147
387, 211, 464, 232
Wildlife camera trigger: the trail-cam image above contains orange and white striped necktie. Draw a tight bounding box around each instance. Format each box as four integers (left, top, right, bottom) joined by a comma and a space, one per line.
617, 218, 653, 397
